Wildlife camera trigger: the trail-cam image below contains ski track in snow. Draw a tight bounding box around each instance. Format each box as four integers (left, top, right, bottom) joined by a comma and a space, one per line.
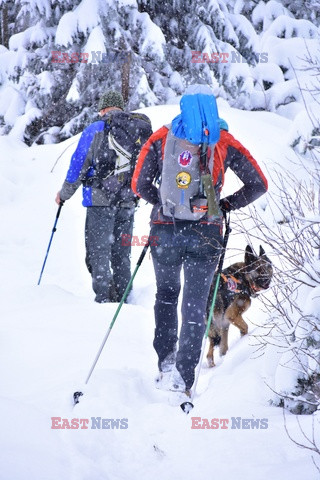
0, 105, 317, 480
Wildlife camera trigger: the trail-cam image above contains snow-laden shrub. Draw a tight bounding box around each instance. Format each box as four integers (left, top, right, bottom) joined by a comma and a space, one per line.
237, 159, 320, 415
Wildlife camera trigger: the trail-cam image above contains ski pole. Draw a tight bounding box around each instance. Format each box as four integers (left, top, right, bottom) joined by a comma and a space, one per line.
37, 202, 64, 286
181, 212, 231, 414
50, 141, 77, 173
73, 242, 150, 405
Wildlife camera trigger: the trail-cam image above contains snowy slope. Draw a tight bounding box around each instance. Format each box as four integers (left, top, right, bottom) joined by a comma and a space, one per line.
0, 105, 318, 480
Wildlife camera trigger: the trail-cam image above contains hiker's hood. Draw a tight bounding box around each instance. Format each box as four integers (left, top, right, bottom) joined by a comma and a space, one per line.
171, 84, 221, 145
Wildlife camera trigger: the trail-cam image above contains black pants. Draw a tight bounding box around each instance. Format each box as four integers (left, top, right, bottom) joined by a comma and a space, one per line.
150, 221, 223, 389
85, 206, 135, 302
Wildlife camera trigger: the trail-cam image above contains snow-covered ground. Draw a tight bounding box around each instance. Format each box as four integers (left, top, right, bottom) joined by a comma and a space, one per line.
0, 104, 317, 479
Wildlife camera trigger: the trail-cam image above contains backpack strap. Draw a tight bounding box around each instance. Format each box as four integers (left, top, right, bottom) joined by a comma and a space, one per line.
212, 143, 224, 188
103, 115, 112, 131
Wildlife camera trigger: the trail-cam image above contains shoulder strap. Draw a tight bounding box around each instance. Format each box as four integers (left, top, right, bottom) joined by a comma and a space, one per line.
214, 144, 225, 187
102, 115, 112, 130
109, 133, 132, 162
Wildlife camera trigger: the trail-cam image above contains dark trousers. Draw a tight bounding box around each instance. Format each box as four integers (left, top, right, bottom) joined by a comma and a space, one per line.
85, 206, 135, 302
150, 222, 223, 390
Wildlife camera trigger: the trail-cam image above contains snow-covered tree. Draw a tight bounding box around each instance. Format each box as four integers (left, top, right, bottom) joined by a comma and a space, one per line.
0, 0, 166, 143
0, 0, 319, 144
280, 0, 320, 27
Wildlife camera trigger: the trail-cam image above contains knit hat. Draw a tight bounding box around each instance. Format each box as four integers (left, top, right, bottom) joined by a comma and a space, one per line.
98, 90, 125, 111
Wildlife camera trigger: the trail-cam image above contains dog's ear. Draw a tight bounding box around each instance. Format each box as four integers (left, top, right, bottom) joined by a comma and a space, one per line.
259, 245, 272, 267
245, 245, 256, 265
259, 245, 266, 257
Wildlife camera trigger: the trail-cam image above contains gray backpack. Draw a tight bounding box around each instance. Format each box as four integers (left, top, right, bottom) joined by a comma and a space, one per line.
160, 129, 219, 220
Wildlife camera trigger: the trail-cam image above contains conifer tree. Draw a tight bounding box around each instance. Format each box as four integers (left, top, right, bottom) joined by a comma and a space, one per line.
0, 0, 318, 144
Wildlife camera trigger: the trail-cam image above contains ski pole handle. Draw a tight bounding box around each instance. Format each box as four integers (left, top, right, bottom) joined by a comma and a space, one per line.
217, 211, 231, 273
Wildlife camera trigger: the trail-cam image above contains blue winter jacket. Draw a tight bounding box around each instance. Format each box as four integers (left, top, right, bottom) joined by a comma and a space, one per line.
60, 120, 109, 206
60, 109, 152, 207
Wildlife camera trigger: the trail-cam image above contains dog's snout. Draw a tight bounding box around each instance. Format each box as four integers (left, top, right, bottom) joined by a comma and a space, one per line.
256, 276, 271, 289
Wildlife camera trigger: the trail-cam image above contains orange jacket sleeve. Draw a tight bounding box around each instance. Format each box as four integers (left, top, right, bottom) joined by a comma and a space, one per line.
132, 126, 168, 205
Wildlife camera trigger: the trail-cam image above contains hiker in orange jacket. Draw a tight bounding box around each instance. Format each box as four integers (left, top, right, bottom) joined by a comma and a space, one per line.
132, 85, 268, 395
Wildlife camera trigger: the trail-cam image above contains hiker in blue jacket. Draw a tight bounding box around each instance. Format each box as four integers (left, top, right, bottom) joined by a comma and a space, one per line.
56, 90, 152, 303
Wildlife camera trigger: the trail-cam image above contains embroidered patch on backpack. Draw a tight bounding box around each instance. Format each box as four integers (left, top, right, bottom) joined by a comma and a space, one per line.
178, 150, 192, 167
176, 171, 191, 189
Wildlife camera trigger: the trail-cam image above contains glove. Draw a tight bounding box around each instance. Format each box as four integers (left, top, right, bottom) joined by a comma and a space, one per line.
55, 192, 65, 206
219, 198, 231, 213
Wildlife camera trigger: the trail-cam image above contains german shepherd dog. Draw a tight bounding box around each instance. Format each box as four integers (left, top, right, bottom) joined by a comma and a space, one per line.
206, 245, 273, 367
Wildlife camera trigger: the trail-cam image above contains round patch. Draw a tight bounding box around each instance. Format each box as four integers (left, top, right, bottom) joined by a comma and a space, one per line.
178, 150, 192, 167
176, 171, 191, 189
